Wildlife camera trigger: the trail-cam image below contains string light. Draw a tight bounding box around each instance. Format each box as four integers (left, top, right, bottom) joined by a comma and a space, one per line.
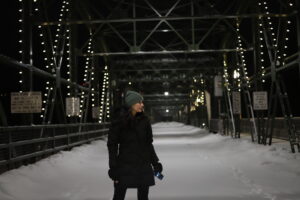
257, 0, 295, 83
105, 72, 110, 120
90, 63, 96, 108
63, 10, 72, 117
282, 0, 295, 65
66, 25, 72, 98
33, 0, 39, 12
53, 0, 69, 64
199, 78, 205, 106
223, 56, 230, 91
191, 78, 205, 108
79, 34, 93, 120
35, 0, 70, 120
260, 1, 279, 64
235, 19, 249, 91
257, 15, 266, 83
99, 66, 109, 123
18, 0, 24, 93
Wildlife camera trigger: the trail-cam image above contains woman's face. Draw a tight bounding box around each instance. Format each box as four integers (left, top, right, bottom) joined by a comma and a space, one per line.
131, 101, 144, 113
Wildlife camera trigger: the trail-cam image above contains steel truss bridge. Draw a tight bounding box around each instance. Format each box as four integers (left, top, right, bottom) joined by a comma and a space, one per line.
0, 0, 300, 174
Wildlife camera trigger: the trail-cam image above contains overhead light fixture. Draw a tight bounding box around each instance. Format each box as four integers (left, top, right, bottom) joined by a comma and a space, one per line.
164, 91, 169, 96
166, 109, 169, 113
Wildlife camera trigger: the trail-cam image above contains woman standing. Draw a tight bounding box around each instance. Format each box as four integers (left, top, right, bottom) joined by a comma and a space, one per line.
107, 90, 163, 200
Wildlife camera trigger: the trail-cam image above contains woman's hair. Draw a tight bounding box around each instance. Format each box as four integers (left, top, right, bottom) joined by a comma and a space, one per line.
119, 106, 144, 129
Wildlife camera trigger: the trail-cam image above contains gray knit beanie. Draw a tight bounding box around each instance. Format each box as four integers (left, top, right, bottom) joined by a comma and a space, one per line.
125, 90, 143, 107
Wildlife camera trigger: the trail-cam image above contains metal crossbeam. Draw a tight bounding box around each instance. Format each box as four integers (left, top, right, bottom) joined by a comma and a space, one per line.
112, 67, 220, 72
143, 93, 189, 97
0, 55, 91, 92
40, 13, 295, 26
79, 48, 253, 56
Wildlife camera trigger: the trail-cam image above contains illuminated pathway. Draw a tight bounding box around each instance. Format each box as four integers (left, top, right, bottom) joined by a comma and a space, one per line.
0, 122, 299, 200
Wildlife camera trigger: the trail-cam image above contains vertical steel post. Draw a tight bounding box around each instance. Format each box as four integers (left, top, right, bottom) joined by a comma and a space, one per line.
133, 0, 137, 48
22, 0, 33, 86
22, 0, 34, 124
187, 102, 191, 125
69, 3, 79, 123
8, 132, 12, 170
0, 101, 8, 126
191, 0, 195, 47
296, 0, 300, 87
226, 90, 235, 136
252, 17, 258, 91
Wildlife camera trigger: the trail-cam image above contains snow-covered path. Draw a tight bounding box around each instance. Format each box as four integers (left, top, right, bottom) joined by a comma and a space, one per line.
0, 122, 299, 200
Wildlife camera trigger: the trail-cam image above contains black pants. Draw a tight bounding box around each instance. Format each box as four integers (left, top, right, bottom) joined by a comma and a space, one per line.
113, 184, 149, 200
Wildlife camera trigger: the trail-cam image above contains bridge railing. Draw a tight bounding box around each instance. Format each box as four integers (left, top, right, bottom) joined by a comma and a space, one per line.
0, 123, 109, 174
209, 117, 300, 140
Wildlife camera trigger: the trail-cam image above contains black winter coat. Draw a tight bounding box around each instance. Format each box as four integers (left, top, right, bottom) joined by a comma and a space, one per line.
107, 107, 159, 188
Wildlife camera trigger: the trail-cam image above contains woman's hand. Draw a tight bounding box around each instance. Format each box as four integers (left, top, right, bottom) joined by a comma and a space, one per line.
152, 162, 163, 173
108, 168, 118, 181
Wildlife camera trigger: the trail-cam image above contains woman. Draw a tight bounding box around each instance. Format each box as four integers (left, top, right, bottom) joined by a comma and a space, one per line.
107, 90, 163, 200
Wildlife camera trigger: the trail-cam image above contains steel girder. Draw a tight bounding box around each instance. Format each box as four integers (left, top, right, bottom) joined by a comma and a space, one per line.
10, 0, 298, 124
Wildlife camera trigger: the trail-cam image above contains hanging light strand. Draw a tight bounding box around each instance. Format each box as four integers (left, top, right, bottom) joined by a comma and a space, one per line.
223, 57, 230, 91
79, 34, 93, 119
105, 71, 110, 120
52, 0, 70, 73
237, 20, 250, 89
258, 0, 276, 84
36, 0, 70, 119
90, 66, 96, 107
66, 26, 72, 97
33, 0, 38, 12
34, 0, 50, 119
257, 0, 294, 84
282, 0, 295, 65
257, 14, 266, 83
235, 20, 243, 91
199, 78, 205, 106
99, 66, 108, 123
18, 0, 24, 93
258, 0, 282, 67
192, 78, 205, 107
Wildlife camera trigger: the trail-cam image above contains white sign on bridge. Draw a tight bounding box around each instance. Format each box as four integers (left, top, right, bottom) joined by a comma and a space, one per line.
92, 107, 100, 119
253, 91, 268, 110
66, 97, 80, 116
232, 91, 241, 114
214, 75, 223, 97
11, 92, 42, 113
